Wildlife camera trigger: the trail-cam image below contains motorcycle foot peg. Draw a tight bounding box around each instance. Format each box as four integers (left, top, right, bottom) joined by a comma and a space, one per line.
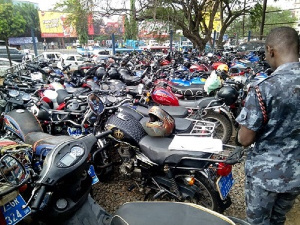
128, 184, 136, 191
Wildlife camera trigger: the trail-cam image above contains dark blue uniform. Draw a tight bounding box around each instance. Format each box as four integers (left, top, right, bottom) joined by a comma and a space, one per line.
236, 62, 300, 225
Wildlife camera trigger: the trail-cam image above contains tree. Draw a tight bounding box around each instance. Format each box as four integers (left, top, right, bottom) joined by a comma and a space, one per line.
216, 0, 260, 47
0, 3, 26, 66
14, 3, 40, 37
55, 0, 95, 45
99, 0, 262, 50
227, 6, 297, 39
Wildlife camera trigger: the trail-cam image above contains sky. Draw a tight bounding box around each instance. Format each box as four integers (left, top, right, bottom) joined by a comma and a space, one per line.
17, 0, 60, 10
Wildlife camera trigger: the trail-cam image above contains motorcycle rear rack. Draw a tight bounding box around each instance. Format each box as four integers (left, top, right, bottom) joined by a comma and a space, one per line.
179, 119, 215, 137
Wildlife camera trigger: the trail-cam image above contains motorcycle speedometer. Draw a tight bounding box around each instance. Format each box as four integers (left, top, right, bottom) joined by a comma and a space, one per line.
70, 146, 84, 157
8, 89, 19, 98
21, 92, 31, 101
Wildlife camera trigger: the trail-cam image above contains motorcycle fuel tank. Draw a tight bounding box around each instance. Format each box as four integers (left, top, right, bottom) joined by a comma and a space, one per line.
152, 87, 179, 106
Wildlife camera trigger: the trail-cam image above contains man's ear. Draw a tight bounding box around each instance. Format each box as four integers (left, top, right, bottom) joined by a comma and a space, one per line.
266, 45, 275, 57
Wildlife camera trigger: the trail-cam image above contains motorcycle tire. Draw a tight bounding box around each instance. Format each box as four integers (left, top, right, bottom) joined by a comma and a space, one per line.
192, 174, 229, 213
201, 110, 232, 144
144, 174, 229, 214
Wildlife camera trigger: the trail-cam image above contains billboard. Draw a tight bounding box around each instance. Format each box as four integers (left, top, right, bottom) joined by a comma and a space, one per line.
89, 15, 125, 36
38, 11, 77, 38
204, 12, 221, 32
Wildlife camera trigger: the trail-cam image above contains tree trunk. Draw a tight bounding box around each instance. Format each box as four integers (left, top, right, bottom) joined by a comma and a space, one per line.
5, 38, 12, 67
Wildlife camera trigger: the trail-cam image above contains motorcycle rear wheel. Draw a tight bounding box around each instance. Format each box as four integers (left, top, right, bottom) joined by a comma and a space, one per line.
144, 175, 227, 213
201, 110, 232, 143
190, 175, 226, 213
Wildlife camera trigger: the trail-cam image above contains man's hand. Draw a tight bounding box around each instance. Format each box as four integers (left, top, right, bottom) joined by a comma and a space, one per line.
238, 125, 256, 147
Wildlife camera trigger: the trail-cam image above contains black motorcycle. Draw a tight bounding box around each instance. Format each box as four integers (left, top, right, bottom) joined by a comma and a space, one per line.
104, 104, 243, 213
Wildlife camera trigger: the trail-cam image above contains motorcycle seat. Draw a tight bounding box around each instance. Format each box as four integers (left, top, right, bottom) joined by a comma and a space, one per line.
112, 202, 235, 225
25, 132, 73, 156
121, 74, 141, 85
56, 89, 72, 105
136, 106, 188, 118
171, 84, 204, 96
65, 87, 86, 94
178, 99, 203, 108
138, 135, 211, 165
5, 110, 44, 141
178, 97, 223, 109
140, 117, 193, 134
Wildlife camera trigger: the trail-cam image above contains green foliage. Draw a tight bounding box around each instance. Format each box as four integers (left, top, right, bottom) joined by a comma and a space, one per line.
55, 0, 93, 45
13, 3, 40, 37
227, 5, 297, 38
124, 0, 138, 40
0, 3, 26, 40
0, 3, 26, 66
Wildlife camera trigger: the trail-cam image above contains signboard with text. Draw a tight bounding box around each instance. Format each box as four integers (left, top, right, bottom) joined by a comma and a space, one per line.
38, 11, 77, 38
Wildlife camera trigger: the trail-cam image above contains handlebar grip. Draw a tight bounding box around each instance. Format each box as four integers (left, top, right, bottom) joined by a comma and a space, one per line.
134, 100, 148, 108
95, 130, 113, 139
127, 89, 138, 96
31, 185, 46, 209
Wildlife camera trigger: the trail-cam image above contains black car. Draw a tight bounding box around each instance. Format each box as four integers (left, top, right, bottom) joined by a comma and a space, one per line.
0, 46, 25, 62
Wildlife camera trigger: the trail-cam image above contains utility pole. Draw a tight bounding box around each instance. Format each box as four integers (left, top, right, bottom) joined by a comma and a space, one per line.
259, 0, 268, 40
242, 0, 246, 38
170, 29, 173, 53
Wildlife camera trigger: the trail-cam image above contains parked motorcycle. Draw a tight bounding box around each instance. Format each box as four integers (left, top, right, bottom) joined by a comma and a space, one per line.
104, 104, 243, 212
0, 138, 249, 225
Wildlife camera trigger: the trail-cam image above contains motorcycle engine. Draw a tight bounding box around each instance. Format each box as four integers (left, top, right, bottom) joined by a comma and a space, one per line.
118, 143, 141, 178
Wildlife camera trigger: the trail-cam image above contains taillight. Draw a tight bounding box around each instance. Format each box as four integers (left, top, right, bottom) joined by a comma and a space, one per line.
217, 162, 232, 176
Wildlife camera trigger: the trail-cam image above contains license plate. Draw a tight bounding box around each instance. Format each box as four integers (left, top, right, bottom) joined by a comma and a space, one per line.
216, 172, 235, 200
88, 165, 99, 185
0, 195, 31, 225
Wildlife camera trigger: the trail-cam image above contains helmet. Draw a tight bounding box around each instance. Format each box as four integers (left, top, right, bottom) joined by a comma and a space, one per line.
142, 106, 175, 137
217, 64, 229, 73
107, 67, 120, 79
217, 86, 239, 106
207, 53, 213, 58
95, 67, 106, 79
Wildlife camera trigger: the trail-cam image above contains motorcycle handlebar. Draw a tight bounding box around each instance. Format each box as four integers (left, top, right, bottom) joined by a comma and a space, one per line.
133, 100, 148, 108
95, 130, 113, 139
31, 185, 46, 210
105, 98, 131, 110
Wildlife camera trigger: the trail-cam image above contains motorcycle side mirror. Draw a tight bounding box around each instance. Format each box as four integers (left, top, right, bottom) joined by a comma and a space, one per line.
0, 155, 26, 186
87, 93, 105, 115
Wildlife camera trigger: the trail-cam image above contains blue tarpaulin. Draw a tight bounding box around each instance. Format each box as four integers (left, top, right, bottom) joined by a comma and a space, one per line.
9, 37, 38, 45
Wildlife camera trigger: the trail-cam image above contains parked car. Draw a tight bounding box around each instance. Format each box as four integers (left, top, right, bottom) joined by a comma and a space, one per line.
57, 54, 90, 70
236, 41, 265, 54
40, 51, 62, 62
0, 46, 25, 62
0, 58, 19, 77
92, 50, 111, 63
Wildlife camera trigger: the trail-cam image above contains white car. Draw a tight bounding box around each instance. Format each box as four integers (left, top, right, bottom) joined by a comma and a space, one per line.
40, 52, 62, 62
0, 58, 19, 77
57, 54, 87, 70
92, 50, 111, 63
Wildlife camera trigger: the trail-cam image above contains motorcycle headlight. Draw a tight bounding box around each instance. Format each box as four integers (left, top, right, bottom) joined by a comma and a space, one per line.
21, 92, 31, 101
8, 89, 19, 98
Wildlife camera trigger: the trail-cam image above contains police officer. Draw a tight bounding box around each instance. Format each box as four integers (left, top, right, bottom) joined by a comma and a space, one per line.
236, 26, 300, 225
